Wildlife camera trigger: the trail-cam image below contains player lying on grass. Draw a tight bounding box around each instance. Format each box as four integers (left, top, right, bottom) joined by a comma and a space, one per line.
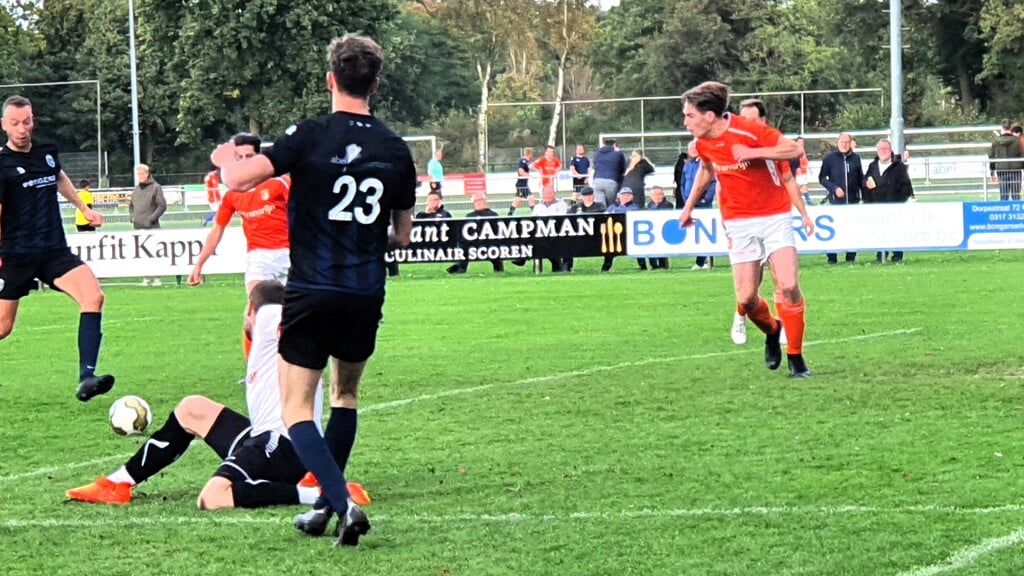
66, 280, 369, 508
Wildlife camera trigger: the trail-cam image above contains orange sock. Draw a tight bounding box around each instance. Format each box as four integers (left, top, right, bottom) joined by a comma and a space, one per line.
741, 296, 778, 335
242, 330, 252, 360
736, 302, 745, 316
777, 297, 806, 354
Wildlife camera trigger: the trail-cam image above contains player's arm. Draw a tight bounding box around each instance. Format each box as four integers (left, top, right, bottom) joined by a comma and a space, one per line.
732, 136, 801, 163
389, 208, 413, 249
782, 170, 814, 236
57, 170, 103, 227
213, 140, 276, 191
678, 162, 715, 227
189, 223, 226, 285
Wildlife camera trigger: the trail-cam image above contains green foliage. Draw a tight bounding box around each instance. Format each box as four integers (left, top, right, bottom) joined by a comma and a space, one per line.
0, 0, 1019, 180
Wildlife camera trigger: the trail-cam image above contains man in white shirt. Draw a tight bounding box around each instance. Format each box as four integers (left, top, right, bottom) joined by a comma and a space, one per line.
65, 281, 350, 509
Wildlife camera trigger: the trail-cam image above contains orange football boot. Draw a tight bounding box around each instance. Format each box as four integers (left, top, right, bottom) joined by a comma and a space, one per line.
66, 477, 132, 504
296, 473, 371, 506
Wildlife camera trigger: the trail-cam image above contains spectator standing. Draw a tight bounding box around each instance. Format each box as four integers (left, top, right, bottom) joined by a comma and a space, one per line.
130, 163, 167, 286
621, 150, 654, 208
592, 138, 625, 206
75, 179, 95, 232
672, 149, 688, 208
644, 185, 673, 270
427, 148, 444, 193
864, 139, 914, 263
569, 144, 590, 194
990, 119, 1023, 201
818, 132, 863, 264
681, 141, 717, 270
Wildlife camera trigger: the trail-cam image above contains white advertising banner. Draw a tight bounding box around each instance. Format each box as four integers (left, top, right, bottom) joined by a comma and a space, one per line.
67, 227, 247, 278
626, 203, 967, 256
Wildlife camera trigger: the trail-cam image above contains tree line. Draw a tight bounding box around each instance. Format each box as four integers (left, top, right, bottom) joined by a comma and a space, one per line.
0, 0, 1018, 184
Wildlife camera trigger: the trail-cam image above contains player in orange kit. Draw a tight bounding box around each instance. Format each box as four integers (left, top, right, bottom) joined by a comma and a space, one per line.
189, 132, 290, 360
677, 82, 811, 377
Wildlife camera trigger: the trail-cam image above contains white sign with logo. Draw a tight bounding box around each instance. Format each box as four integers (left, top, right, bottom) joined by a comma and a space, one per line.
626, 203, 966, 256
68, 228, 248, 278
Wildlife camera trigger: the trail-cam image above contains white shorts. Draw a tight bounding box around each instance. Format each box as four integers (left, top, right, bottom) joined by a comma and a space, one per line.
724, 213, 796, 265
245, 248, 290, 285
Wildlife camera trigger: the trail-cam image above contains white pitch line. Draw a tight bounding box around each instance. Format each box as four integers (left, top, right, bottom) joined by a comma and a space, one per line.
19, 317, 161, 332
896, 527, 1024, 576
2, 501, 1022, 530
0, 328, 921, 487
363, 328, 922, 413
0, 453, 129, 485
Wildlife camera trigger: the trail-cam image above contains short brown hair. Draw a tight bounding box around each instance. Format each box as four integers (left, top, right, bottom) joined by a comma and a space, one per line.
328, 35, 383, 99
682, 82, 730, 117
740, 98, 766, 119
1002, 119, 1012, 131
249, 280, 284, 312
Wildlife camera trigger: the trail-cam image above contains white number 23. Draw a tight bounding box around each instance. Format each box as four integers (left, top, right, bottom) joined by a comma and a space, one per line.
328, 175, 383, 224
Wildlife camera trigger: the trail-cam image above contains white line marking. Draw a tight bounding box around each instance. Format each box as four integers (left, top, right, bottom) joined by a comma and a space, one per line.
896, 527, 1024, 576
0, 454, 129, 485
0, 328, 920, 487
2, 501, 1021, 530
363, 328, 922, 413
19, 317, 161, 332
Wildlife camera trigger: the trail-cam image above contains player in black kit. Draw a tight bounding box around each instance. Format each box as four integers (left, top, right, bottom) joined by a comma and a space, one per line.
213, 35, 415, 547
0, 95, 115, 401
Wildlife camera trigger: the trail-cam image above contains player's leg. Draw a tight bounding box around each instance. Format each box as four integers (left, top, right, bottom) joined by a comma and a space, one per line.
198, 433, 317, 510
728, 223, 782, 370
764, 214, 809, 377
0, 299, 20, 341
46, 253, 115, 401
66, 395, 236, 504
280, 289, 365, 541
768, 246, 809, 377
289, 290, 378, 544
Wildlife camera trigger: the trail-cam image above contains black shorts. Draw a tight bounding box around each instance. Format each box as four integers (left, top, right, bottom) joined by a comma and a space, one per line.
573, 178, 587, 192
515, 184, 532, 198
0, 248, 85, 300
207, 408, 305, 485
76, 225, 96, 232
279, 286, 385, 369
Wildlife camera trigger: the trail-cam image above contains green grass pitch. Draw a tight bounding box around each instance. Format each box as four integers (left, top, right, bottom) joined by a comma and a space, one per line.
1, 251, 1023, 575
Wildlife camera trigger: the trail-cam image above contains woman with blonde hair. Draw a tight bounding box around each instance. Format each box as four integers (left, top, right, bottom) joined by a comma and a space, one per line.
621, 149, 655, 207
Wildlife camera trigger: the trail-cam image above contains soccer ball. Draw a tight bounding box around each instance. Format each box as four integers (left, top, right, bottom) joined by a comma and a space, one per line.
109, 395, 152, 436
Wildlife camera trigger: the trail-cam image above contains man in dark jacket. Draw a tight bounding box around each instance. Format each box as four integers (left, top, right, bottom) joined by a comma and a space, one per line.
562, 186, 607, 272
990, 119, 1024, 200
818, 132, 864, 264
448, 195, 502, 274
864, 139, 914, 263
592, 138, 625, 207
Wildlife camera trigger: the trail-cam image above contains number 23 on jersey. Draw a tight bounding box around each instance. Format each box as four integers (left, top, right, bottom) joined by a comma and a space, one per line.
328, 175, 384, 224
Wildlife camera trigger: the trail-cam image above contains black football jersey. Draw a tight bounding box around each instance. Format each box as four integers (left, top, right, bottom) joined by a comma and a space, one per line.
264, 112, 416, 294
0, 141, 67, 254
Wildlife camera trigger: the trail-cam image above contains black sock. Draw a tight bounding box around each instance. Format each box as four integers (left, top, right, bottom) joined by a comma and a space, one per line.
232, 482, 299, 508
289, 420, 349, 514
78, 312, 103, 380
124, 412, 195, 484
313, 407, 358, 510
